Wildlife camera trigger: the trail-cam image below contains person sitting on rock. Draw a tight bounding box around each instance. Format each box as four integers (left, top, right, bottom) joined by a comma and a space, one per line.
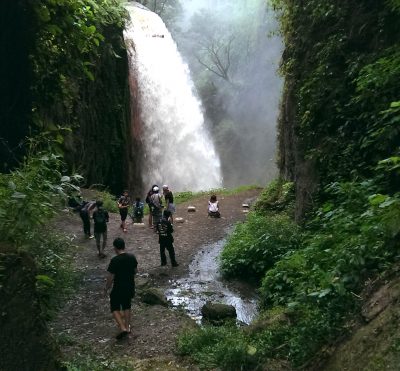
208, 195, 221, 218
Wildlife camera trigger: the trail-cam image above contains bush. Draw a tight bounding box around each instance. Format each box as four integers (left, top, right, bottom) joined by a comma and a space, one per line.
221, 211, 300, 281
178, 325, 258, 371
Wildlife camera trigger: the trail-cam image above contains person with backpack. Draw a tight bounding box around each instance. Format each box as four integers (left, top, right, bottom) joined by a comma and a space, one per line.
208, 195, 221, 218
150, 186, 163, 229
145, 184, 158, 228
117, 190, 131, 233
162, 185, 175, 224
79, 200, 96, 239
156, 210, 179, 267
132, 197, 144, 223
93, 200, 109, 258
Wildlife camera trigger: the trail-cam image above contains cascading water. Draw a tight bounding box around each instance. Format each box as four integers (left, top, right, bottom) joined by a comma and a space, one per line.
124, 3, 222, 191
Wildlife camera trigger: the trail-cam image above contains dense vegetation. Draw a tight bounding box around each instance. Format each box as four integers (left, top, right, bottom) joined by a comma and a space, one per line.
178, 0, 400, 369
1, 1, 130, 369
1, 0, 132, 194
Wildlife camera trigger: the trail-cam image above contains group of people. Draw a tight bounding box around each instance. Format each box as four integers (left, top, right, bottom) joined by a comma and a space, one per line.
145, 184, 175, 227
70, 185, 223, 341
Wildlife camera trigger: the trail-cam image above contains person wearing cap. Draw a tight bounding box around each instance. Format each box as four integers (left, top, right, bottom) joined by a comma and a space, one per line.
162, 185, 175, 224
150, 186, 163, 228
145, 184, 158, 228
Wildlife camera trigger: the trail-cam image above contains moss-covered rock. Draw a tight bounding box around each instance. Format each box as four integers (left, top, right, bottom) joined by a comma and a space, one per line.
201, 302, 237, 324
141, 288, 168, 307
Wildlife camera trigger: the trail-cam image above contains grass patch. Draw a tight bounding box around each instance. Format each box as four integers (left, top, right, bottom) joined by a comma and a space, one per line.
174, 184, 261, 205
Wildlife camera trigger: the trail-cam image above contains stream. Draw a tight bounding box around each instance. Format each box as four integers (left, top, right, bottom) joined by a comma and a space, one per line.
165, 238, 258, 324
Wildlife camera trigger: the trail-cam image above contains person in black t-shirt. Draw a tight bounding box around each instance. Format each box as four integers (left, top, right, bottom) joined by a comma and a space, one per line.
117, 190, 131, 232
104, 237, 138, 340
156, 210, 179, 267
162, 185, 175, 223
93, 200, 109, 258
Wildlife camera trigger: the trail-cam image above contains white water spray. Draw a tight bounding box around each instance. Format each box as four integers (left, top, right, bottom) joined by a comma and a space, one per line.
124, 3, 222, 192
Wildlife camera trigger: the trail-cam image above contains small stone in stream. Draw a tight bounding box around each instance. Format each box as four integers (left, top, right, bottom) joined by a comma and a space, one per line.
242, 203, 250, 208
175, 217, 185, 223
187, 206, 196, 212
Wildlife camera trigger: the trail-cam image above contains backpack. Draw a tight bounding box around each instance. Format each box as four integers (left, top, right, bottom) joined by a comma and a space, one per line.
94, 209, 107, 225
134, 202, 144, 218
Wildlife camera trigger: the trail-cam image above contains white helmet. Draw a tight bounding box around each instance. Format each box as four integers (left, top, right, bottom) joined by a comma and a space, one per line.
152, 186, 159, 192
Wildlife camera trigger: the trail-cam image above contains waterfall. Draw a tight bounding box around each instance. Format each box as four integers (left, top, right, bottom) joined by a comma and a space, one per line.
124, 3, 222, 192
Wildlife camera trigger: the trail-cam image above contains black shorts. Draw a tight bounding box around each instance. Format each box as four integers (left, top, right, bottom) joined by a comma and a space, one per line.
119, 208, 128, 221
110, 291, 133, 312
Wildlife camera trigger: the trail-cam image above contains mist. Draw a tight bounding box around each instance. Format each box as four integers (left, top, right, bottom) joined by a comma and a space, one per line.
174, 0, 283, 187
134, 0, 283, 188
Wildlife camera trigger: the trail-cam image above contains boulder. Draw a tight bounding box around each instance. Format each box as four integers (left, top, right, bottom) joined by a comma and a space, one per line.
141, 288, 168, 307
175, 217, 185, 223
187, 206, 196, 212
201, 302, 237, 323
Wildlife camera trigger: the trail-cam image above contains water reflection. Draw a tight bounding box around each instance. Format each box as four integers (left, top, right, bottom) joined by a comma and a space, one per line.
165, 239, 258, 324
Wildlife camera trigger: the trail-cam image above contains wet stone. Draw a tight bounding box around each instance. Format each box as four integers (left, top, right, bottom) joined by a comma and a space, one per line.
141, 288, 168, 307
201, 302, 237, 324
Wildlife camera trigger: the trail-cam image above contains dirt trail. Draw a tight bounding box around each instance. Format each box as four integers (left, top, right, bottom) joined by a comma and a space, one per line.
52, 189, 260, 368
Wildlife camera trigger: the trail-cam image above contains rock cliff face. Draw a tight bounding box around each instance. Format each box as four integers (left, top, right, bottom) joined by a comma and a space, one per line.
276, 1, 400, 220
62, 25, 143, 195
277, 81, 318, 221
126, 40, 145, 195
0, 1, 143, 196
0, 244, 63, 371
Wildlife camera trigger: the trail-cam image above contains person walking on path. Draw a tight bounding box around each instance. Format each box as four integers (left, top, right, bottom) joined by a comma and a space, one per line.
208, 194, 221, 218
150, 186, 163, 229
118, 190, 131, 232
93, 200, 109, 258
156, 210, 179, 267
79, 200, 96, 238
104, 237, 138, 340
162, 185, 175, 224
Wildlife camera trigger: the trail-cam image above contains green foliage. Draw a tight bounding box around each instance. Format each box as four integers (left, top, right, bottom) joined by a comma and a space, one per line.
31, 0, 126, 117
274, 0, 400, 186
221, 180, 298, 280
173, 185, 261, 205
178, 325, 258, 370
64, 354, 134, 371
254, 179, 295, 214
221, 212, 300, 281
0, 150, 80, 318
0, 153, 81, 244
26, 0, 130, 193
92, 189, 119, 213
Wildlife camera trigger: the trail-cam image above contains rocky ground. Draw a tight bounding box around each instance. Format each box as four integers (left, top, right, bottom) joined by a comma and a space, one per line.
51, 189, 260, 369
